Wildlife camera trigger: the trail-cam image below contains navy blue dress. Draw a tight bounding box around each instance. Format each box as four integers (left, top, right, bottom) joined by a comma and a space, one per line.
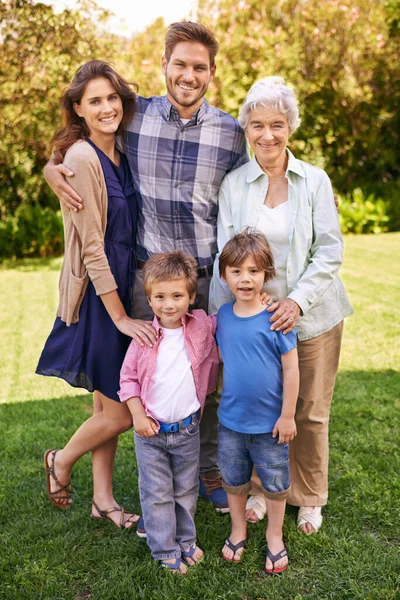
36, 139, 137, 401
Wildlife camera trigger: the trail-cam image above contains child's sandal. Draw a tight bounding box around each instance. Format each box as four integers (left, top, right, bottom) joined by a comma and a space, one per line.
222, 537, 247, 562
160, 557, 187, 575
181, 543, 204, 567
264, 546, 288, 575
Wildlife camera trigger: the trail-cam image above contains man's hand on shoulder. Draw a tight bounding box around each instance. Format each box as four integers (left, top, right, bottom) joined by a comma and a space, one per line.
43, 159, 83, 212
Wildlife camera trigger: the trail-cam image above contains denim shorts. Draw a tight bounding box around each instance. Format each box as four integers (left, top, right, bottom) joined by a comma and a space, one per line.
218, 423, 290, 499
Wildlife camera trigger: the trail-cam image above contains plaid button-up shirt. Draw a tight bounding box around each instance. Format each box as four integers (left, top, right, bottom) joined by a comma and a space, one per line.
123, 95, 248, 267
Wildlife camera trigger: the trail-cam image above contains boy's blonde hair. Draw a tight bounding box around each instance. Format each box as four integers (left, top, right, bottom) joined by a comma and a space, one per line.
219, 228, 276, 282
143, 251, 198, 296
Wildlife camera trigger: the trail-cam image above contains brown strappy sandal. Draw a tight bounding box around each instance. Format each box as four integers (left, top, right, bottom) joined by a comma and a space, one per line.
44, 449, 72, 509
90, 499, 140, 529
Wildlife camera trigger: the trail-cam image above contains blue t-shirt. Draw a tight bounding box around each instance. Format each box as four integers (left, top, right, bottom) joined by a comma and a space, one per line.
216, 302, 297, 434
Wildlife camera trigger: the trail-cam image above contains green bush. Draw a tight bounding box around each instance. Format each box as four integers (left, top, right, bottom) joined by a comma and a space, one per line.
0, 204, 64, 259
338, 188, 390, 235
378, 180, 400, 232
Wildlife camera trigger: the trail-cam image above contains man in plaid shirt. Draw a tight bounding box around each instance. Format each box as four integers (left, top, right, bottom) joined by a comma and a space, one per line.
44, 22, 249, 515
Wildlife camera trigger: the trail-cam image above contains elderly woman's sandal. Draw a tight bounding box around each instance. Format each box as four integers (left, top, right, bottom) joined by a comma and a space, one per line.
44, 449, 72, 509
297, 506, 323, 534
91, 499, 140, 529
245, 494, 267, 523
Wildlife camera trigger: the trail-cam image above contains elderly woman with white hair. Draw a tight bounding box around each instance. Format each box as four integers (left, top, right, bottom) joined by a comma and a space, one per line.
210, 76, 352, 541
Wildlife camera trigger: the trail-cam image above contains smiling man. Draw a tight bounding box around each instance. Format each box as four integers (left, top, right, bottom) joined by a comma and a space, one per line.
162, 39, 214, 118
127, 23, 248, 519
44, 21, 249, 519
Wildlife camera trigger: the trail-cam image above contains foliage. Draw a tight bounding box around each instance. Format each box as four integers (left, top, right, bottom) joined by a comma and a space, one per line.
1, 234, 400, 598
1, 0, 399, 260
208, 0, 400, 219
114, 17, 166, 98
0, 0, 120, 216
0, 203, 63, 258
339, 188, 390, 234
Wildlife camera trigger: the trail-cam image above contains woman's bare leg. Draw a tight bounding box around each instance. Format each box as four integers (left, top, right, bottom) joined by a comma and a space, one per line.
46, 391, 132, 509
90, 392, 137, 527
91, 391, 119, 507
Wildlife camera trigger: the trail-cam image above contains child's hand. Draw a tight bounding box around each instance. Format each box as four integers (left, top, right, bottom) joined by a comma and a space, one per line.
260, 291, 273, 305
134, 414, 158, 437
272, 416, 297, 444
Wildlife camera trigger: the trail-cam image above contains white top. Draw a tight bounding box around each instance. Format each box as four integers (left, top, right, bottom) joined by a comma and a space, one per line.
257, 202, 290, 302
146, 327, 200, 422
209, 150, 353, 341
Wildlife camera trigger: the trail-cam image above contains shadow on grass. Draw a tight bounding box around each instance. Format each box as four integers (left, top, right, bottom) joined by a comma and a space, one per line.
0, 374, 399, 600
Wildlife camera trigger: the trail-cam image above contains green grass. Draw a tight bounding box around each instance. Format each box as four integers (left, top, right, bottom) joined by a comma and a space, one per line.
1, 234, 399, 600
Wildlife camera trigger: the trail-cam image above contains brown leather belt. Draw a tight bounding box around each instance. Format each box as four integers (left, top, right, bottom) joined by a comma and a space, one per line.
137, 259, 213, 279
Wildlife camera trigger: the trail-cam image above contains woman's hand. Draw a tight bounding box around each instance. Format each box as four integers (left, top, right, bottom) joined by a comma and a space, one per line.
114, 315, 158, 347
267, 298, 300, 334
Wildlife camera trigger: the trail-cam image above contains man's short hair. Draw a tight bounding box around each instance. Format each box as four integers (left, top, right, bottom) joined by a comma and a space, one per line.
143, 251, 198, 296
164, 21, 219, 67
219, 228, 276, 283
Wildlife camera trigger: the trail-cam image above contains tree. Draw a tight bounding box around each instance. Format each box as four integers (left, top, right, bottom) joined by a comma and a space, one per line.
115, 17, 166, 98
210, 0, 399, 222
0, 0, 117, 217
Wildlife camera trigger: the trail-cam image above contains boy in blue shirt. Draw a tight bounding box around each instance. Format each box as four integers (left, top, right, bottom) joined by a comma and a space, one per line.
216, 229, 299, 574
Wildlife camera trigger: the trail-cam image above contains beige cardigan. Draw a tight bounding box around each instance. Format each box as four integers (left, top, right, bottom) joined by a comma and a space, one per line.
57, 141, 117, 326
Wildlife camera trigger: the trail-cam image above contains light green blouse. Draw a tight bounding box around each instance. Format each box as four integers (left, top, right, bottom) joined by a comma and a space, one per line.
209, 150, 353, 341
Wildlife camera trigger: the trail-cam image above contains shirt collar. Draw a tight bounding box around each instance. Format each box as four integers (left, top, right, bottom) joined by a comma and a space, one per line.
160, 95, 208, 125
245, 148, 306, 183
152, 311, 195, 335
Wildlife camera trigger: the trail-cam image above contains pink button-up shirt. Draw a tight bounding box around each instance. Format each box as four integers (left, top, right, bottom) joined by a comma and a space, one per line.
118, 310, 219, 425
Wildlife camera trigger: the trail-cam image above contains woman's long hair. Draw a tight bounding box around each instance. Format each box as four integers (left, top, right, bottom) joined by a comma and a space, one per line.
51, 60, 137, 159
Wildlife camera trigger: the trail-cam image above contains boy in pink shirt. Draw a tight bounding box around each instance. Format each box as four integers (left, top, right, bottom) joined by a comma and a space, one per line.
119, 251, 219, 575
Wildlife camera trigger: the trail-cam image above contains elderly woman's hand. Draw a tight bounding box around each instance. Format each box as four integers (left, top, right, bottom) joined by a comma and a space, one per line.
267, 298, 300, 335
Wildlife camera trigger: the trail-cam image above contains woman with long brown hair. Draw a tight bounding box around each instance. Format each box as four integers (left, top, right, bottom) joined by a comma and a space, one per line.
37, 60, 157, 527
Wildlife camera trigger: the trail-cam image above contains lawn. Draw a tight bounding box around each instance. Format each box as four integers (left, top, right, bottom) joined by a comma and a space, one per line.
1, 234, 399, 600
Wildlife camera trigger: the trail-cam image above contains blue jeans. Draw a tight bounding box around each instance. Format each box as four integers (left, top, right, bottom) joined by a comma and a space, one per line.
218, 424, 290, 499
134, 420, 200, 560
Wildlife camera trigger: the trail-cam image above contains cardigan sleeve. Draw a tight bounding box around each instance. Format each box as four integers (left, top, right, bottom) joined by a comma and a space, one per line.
64, 142, 117, 296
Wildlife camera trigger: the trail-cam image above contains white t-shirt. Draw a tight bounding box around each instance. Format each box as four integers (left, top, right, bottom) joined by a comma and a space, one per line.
257, 202, 290, 301
146, 326, 200, 423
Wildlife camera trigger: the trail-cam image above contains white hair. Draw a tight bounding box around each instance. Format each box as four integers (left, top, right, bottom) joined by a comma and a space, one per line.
238, 76, 301, 134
